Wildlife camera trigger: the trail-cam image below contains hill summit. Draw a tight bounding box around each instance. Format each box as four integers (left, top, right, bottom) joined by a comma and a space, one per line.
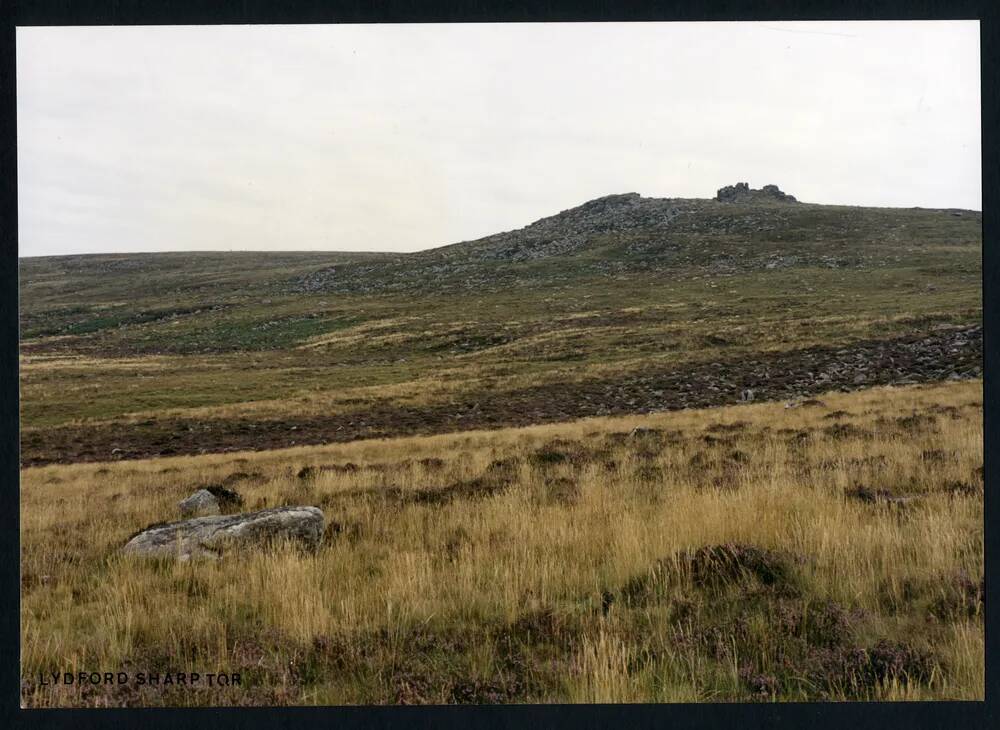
715, 182, 797, 203
289, 184, 979, 295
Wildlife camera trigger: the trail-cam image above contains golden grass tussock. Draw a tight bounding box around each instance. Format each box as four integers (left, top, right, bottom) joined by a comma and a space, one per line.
20, 379, 983, 706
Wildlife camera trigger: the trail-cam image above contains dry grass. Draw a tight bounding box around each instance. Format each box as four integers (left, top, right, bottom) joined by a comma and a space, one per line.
20, 380, 983, 706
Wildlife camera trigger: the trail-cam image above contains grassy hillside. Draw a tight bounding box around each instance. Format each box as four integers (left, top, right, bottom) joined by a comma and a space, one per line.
18, 194, 981, 464
18, 189, 984, 707
20, 381, 983, 706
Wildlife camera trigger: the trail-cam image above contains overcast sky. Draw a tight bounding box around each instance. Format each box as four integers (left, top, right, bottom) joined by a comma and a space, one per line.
17, 21, 981, 257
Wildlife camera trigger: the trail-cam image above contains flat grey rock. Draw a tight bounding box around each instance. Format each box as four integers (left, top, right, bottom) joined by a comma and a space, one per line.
122, 506, 324, 560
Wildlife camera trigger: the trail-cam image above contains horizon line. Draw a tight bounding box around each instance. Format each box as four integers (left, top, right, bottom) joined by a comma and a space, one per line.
18, 193, 983, 260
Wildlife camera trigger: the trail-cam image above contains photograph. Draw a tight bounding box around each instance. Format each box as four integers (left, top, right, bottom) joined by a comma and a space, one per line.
16, 20, 983, 707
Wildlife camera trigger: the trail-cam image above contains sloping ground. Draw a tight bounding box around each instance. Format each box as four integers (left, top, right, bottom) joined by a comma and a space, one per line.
20, 324, 980, 466
18, 250, 388, 347
291, 192, 982, 294
20, 380, 983, 705
18, 188, 982, 468
19, 190, 980, 358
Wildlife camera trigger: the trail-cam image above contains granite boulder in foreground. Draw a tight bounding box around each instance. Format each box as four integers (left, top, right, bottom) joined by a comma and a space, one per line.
122, 506, 324, 560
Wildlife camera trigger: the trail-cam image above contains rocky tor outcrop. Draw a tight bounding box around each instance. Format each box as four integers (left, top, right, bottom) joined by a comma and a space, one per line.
716, 182, 797, 203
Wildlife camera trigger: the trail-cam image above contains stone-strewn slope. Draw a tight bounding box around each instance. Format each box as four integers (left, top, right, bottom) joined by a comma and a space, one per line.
293, 185, 980, 295
21, 323, 981, 467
